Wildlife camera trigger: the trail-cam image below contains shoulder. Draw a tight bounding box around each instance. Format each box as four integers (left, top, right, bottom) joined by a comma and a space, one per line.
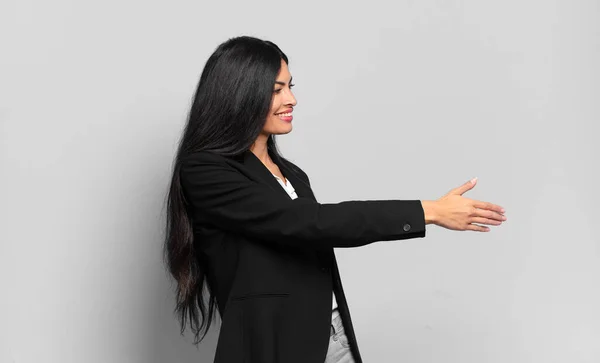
178, 151, 244, 181
181, 150, 227, 163
180, 151, 241, 168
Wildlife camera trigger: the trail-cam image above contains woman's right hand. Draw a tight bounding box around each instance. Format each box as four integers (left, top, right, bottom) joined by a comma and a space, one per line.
421, 178, 506, 232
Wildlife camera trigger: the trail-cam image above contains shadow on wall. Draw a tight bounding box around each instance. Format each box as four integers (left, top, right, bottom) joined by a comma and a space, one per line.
125, 155, 222, 363
144, 264, 221, 363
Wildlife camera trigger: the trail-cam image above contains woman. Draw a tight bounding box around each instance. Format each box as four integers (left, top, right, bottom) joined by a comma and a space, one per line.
163, 36, 506, 363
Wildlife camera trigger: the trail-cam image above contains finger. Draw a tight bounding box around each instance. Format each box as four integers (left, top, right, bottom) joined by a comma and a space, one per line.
451, 177, 478, 196
465, 223, 490, 232
474, 209, 507, 222
473, 201, 505, 214
471, 217, 503, 226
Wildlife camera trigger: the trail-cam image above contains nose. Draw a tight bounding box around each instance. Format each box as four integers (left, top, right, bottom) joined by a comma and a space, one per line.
286, 90, 297, 107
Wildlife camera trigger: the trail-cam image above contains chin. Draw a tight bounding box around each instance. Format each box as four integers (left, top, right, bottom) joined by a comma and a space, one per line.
268, 126, 293, 135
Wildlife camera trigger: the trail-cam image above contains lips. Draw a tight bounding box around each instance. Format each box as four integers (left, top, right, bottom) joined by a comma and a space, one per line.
276, 108, 293, 115
277, 111, 293, 122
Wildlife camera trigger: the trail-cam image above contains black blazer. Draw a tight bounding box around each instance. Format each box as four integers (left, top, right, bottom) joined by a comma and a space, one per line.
179, 150, 427, 363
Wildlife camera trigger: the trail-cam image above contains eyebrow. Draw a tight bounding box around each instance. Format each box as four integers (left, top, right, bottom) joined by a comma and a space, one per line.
274, 77, 293, 86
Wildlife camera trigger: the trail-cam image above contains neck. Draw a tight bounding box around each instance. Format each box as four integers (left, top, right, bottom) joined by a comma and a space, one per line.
250, 133, 271, 165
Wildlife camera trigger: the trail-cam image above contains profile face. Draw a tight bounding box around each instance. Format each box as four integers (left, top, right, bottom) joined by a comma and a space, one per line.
263, 59, 297, 135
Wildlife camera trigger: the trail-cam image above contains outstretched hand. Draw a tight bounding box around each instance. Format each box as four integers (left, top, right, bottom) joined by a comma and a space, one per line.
422, 178, 506, 232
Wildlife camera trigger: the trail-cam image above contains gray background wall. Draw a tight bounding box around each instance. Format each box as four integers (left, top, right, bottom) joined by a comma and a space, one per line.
1, 0, 598, 362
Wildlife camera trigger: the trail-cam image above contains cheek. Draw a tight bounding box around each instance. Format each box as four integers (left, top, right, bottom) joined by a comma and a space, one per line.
261, 113, 274, 131
263, 114, 289, 133
265, 114, 279, 128
270, 96, 280, 112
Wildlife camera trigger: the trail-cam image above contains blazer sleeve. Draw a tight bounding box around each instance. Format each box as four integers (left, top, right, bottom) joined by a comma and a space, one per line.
179, 151, 426, 249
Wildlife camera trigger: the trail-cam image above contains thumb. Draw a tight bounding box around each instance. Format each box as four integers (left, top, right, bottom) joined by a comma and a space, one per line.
450, 177, 478, 196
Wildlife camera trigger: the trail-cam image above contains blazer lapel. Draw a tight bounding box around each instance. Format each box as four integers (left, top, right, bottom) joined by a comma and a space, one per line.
241, 150, 292, 199
241, 150, 316, 202
279, 160, 316, 202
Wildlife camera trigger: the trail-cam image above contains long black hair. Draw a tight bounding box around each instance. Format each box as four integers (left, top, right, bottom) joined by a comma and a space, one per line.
163, 36, 295, 344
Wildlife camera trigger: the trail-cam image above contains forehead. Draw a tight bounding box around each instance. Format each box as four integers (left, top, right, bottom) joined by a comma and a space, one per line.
277, 60, 291, 79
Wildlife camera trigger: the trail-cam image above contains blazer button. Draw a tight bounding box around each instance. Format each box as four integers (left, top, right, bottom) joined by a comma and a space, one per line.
403, 223, 411, 232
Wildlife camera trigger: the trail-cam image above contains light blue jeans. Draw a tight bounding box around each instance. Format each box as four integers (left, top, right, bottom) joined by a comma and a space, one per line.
324, 309, 356, 363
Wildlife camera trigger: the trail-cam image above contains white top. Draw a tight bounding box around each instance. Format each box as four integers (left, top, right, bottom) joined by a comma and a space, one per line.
272, 173, 340, 320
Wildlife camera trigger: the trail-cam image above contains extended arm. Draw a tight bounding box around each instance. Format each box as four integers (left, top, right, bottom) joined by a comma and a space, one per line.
180, 152, 426, 249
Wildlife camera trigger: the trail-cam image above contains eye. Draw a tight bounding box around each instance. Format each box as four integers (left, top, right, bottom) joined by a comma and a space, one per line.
273, 84, 295, 94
